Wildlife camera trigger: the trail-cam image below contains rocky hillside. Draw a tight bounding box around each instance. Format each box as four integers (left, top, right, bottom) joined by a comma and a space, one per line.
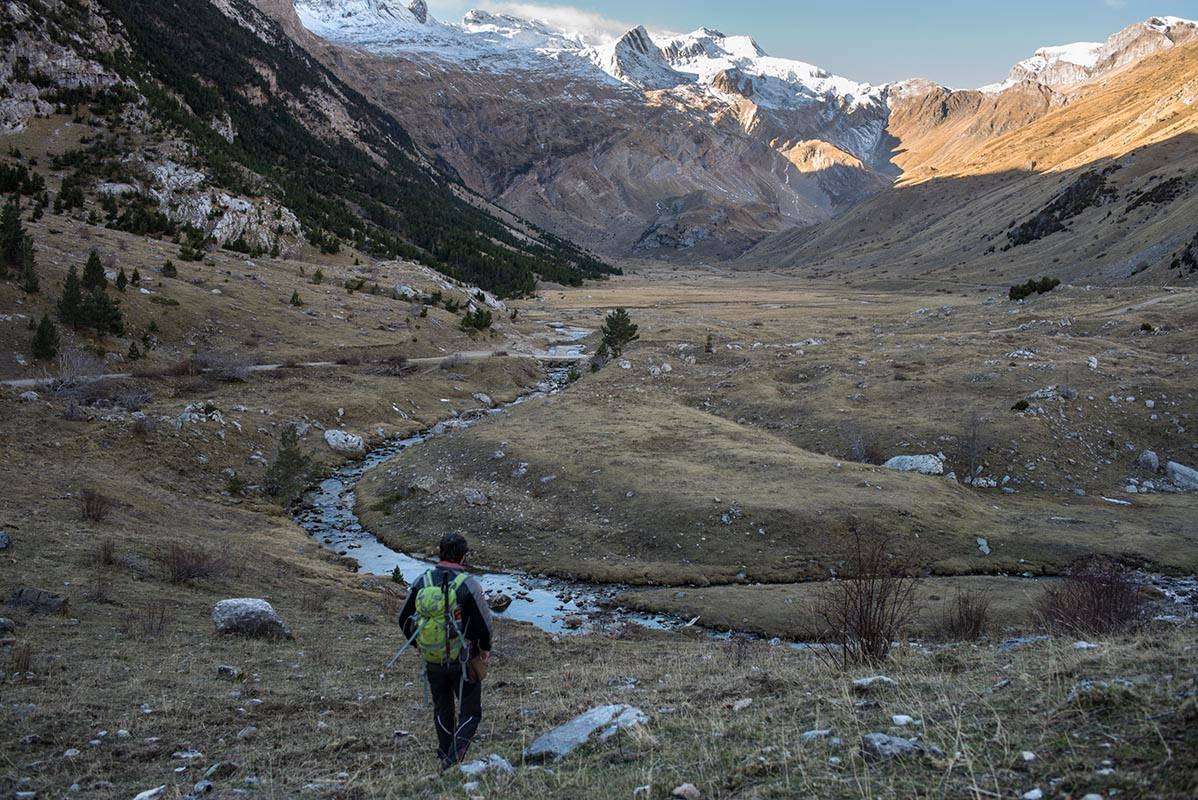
0, 0, 616, 296
741, 40, 1198, 286
252, 3, 1196, 269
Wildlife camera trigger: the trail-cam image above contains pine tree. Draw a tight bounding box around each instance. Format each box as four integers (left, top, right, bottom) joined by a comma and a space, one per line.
289, 290, 303, 307
600, 307, 639, 357
161, 259, 176, 278
0, 194, 23, 275
82, 250, 107, 291
57, 264, 84, 329
115, 267, 128, 292
127, 341, 141, 360
81, 289, 123, 336
264, 425, 312, 503
18, 236, 37, 293
130, 268, 141, 287
31, 314, 58, 361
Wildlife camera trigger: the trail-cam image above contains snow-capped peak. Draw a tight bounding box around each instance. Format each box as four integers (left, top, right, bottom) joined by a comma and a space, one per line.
595, 26, 685, 89
295, 0, 435, 48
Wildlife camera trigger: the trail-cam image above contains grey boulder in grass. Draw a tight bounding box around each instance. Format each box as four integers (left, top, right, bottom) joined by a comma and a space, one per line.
212, 598, 293, 639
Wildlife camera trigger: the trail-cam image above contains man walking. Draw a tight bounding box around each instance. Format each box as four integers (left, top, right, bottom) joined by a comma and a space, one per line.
397, 532, 493, 768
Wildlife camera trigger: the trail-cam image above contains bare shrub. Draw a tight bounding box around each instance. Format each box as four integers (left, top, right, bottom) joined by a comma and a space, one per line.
1040, 556, 1148, 634
84, 569, 114, 604
198, 351, 251, 383
724, 634, 753, 667
366, 355, 413, 377
79, 488, 115, 522
814, 530, 918, 667
10, 642, 32, 673
126, 603, 169, 639
54, 347, 106, 386
55, 377, 152, 411
154, 542, 229, 584
98, 538, 116, 566
932, 587, 992, 641
439, 353, 466, 371
62, 402, 89, 421
839, 423, 884, 465
953, 413, 989, 481
163, 356, 203, 377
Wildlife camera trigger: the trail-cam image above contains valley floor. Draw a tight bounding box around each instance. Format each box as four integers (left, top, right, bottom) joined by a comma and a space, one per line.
2, 247, 1196, 797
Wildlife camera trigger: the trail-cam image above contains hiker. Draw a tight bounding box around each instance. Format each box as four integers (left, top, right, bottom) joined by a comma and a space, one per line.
397, 532, 493, 768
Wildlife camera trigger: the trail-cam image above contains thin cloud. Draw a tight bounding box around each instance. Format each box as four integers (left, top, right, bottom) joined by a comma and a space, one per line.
475, 1, 642, 44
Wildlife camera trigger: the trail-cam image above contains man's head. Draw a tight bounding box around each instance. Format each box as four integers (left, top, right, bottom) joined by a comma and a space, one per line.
438, 532, 468, 564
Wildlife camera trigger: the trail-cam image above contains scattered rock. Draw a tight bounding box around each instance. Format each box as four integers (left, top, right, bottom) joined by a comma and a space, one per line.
1022, 789, 1043, 800
486, 593, 513, 612
671, 783, 702, 800
1165, 461, 1198, 491
1021, 751, 1036, 762
861, 733, 923, 760
18, 391, 38, 402
1073, 640, 1099, 650
185, 781, 214, 799
1137, 450, 1160, 473
800, 729, 834, 742
976, 537, 991, 555
216, 664, 242, 679
236, 726, 258, 740
852, 675, 896, 693
0, 617, 14, 634
459, 753, 514, 777
0, 530, 9, 550
464, 487, 489, 507
203, 762, 238, 780
1087, 356, 1099, 370
7, 587, 69, 615
891, 714, 917, 727
132, 787, 167, 800
997, 635, 1051, 654
323, 430, 365, 455
173, 749, 204, 760
731, 698, 752, 712
472, 393, 494, 408
212, 598, 293, 639
882, 455, 943, 475
524, 704, 648, 760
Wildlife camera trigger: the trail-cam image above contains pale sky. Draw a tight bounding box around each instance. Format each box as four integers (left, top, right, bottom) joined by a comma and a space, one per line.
427, 0, 1198, 87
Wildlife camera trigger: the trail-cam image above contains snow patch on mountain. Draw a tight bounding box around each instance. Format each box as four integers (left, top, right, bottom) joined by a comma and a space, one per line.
595, 26, 685, 89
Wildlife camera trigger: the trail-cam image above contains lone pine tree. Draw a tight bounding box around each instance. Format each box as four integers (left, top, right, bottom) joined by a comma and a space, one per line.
601, 307, 639, 357
32, 314, 58, 361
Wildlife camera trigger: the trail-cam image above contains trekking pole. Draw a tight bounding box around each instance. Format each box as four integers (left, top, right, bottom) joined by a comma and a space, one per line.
386, 627, 420, 670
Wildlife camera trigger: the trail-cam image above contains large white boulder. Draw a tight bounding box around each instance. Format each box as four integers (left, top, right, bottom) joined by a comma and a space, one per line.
323, 429, 365, 455
212, 598, 293, 639
881, 455, 944, 475
1166, 461, 1198, 491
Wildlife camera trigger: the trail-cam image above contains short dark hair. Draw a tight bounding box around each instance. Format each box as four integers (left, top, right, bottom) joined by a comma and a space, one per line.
439, 532, 468, 563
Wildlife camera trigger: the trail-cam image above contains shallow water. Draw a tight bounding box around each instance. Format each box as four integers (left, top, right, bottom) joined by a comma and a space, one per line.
294, 371, 677, 635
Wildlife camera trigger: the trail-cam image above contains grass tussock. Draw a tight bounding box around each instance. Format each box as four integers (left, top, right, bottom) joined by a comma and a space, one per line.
932, 587, 992, 641
78, 488, 115, 522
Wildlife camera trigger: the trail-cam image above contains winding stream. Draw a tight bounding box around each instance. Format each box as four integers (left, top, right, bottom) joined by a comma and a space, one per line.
293, 328, 1197, 640
294, 336, 679, 635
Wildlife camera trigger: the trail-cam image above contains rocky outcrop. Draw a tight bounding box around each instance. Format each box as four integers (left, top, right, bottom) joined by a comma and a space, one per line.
882, 455, 944, 475
8, 587, 69, 615
1166, 461, 1198, 492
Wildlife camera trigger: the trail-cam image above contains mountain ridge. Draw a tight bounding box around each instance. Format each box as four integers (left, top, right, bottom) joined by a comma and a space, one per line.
269, 3, 1198, 271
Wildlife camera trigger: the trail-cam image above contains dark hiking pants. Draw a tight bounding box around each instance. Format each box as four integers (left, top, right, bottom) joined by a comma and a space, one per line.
427, 662, 482, 766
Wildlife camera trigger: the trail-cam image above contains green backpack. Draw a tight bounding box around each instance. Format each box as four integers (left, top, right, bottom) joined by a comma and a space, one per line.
414, 570, 470, 665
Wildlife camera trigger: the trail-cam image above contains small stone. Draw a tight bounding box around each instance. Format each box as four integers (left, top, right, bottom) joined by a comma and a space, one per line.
801, 729, 834, 741
0, 531, 10, 550
216, 664, 241, 679
891, 714, 916, 727
18, 391, 38, 402
63, 748, 80, 758
861, 733, 921, 760
236, 726, 258, 740
212, 598, 292, 639
1022, 789, 1043, 800
731, 698, 752, 712
1021, 750, 1036, 762
172, 749, 204, 760
204, 762, 238, 780
463, 487, 489, 506
323, 429, 365, 455
852, 675, 897, 693
0, 617, 14, 634
132, 787, 166, 800
671, 784, 702, 800
1073, 641, 1099, 650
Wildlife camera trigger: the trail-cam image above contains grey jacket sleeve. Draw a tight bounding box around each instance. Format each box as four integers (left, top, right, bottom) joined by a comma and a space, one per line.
461, 575, 493, 652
